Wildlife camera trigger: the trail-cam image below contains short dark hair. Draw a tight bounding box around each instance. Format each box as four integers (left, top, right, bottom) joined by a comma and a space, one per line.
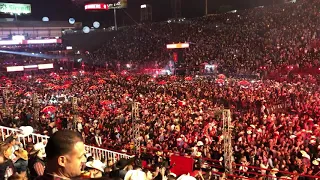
5, 136, 16, 144
87, 156, 94, 162
45, 130, 83, 159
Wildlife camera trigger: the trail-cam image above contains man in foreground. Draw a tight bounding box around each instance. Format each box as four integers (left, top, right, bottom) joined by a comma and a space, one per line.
36, 130, 86, 180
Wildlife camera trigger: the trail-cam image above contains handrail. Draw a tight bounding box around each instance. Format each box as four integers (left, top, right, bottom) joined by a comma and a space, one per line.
1, 125, 318, 179
141, 146, 320, 179
0, 126, 134, 163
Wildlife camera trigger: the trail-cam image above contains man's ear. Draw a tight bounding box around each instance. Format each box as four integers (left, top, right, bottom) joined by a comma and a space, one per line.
58, 156, 67, 167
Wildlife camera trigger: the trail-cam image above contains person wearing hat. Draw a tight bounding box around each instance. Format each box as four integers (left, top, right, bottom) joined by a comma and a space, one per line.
13, 148, 28, 178
270, 168, 279, 180
110, 158, 134, 179
17, 126, 34, 138
312, 159, 319, 166
4, 135, 26, 178
81, 154, 93, 174
83, 160, 105, 178
28, 142, 47, 179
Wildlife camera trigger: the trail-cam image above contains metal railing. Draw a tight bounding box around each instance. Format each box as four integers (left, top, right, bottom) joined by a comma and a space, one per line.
141, 146, 320, 180
0, 126, 134, 163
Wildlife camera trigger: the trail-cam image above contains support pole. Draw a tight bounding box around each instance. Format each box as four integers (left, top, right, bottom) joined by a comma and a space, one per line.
2, 88, 8, 116
114, 9, 118, 31
32, 93, 40, 121
72, 97, 78, 130
205, 0, 208, 15
132, 102, 140, 154
222, 109, 233, 174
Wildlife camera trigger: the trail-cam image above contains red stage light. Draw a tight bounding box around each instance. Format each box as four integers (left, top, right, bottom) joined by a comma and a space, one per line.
173, 52, 178, 62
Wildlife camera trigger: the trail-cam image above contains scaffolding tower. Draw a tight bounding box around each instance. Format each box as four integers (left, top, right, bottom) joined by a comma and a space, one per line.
72, 97, 78, 129
222, 109, 233, 174
132, 102, 140, 154
171, 0, 182, 18
32, 93, 40, 121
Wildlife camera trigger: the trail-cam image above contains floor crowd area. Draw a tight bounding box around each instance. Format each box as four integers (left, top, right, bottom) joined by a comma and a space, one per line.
0, 71, 319, 179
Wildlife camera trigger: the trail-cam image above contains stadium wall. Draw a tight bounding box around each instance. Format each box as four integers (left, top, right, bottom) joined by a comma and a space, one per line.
62, 31, 118, 51
0, 21, 79, 39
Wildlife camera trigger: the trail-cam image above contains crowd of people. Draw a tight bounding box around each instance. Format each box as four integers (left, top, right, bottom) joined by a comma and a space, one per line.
0, 0, 320, 179
87, 0, 320, 77
1, 129, 204, 180
0, 70, 318, 179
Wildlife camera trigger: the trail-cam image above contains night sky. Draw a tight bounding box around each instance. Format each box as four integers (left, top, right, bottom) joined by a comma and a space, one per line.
0, 0, 282, 27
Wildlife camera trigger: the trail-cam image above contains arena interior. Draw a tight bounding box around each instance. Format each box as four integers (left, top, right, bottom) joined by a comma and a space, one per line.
0, 0, 320, 179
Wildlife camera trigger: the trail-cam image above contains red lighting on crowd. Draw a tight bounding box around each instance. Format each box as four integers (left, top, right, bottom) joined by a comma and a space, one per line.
173, 52, 178, 62
287, 66, 294, 70
84, 3, 108, 11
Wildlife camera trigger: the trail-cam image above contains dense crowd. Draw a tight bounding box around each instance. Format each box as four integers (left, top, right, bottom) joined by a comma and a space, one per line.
0, 0, 320, 179
1, 129, 200, 180
88, 0, 320, 76
0, 70, 318, 179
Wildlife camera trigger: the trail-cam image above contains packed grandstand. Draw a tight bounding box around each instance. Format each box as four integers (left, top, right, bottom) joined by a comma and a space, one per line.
0, 0, 320, 179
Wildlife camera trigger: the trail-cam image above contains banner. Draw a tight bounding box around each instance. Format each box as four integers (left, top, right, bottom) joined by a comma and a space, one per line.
107, 0, 127, 9
170, 155, 194, 176
0, 3, 31, 14
85, 0, 127, 11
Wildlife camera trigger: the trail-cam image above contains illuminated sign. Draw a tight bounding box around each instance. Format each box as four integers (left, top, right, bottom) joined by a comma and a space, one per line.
6, 63, 54, 72
26, 39, 62, 44
0, 3, 31, 14
166, 43, 190, 49
24, 65, 38, 69
38, 64, 54, 70
85, 0, 127, 11
12, 35, 25, 41
7, 66, 24, 72
85, 3, 108, 10
0, 40, 21, 45
24, 65, 38, 71
107, 0, 127, 9
0, 39, 62, 45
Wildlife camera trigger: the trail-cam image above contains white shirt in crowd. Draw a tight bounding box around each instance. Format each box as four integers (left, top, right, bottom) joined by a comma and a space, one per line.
124, 169, 146, 180
77, 123, 83, 132
9, 145, 19, 161
177, 174, 196, 180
